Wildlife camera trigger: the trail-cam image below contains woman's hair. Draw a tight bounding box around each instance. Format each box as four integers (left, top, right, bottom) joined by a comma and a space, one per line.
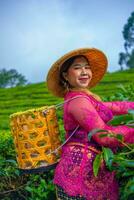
59, 55, 89, 87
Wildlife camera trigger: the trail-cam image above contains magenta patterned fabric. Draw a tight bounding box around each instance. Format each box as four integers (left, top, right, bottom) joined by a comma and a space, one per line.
54, 91, 134, 200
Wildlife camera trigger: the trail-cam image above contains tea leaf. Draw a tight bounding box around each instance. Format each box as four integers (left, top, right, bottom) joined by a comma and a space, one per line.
116, 134, 124, 142
124, 178, 134, 198
102, 147, 114, 169
122, 171, 134, 177
93, 153, 103, 177
108, 114, 133, 126
88, 129, 108, 141
99, 134, 109, 138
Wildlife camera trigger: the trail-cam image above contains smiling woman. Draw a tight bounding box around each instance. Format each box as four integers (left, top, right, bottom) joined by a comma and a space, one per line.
61, 56, 92, 90
46, 47, 134, 200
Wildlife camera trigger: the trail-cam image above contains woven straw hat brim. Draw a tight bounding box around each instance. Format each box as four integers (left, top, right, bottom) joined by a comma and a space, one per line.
47, 48, 108, 97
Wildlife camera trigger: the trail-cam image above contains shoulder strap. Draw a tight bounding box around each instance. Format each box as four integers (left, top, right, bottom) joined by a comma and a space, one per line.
49, 125, 79, 155
55, 95, 88, 109
42, 95, 88, 155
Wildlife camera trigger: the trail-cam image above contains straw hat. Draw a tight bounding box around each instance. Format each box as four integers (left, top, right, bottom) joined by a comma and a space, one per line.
47, 48, 108, 97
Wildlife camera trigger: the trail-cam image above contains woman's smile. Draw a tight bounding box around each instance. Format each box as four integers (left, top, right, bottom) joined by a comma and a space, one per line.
77, 76, 91, 87
78, 77, 90, 83
79, 77, 89, 81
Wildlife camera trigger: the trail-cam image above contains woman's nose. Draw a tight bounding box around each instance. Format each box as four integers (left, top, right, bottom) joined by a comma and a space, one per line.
81, 67, 87, 75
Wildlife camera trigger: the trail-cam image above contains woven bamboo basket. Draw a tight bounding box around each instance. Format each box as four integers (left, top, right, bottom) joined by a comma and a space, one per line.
10, 106, 61, 170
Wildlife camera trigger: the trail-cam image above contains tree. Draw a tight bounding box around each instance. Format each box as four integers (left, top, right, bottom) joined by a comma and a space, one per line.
119, 12, 134, 69
123, 12, 134, 53
118, 52, 127, 71
127, 49, 134, 69
0, 68, 28, 88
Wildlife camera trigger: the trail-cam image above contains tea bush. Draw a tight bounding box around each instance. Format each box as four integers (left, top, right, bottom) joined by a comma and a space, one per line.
0, 83, 134, 199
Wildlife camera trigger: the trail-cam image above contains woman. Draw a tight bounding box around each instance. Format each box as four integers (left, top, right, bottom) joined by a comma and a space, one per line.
46, 48, 134, 200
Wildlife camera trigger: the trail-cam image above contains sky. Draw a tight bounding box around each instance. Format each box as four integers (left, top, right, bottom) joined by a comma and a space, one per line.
0, 0, 134, 83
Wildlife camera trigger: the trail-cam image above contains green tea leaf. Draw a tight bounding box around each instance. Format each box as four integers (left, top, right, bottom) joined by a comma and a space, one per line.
117, 84, 127, 92
108, 114, 134, 126
102, 147, 114, 169
128, 109, 134, 115
88, 129, 108, 141
124, 178, 134, 197
99, 134, 109, 138
116, 134, 124, 142
122, 171, 134, 177
6, 159, 17, 165
115, 158, 134, 168
93, 153, 103, 177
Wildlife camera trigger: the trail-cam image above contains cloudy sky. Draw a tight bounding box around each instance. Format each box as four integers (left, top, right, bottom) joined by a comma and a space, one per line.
0, 0, 134, 83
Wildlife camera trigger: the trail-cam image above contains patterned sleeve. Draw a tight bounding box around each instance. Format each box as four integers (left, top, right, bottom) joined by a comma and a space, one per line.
103, 101, 134, 115
68, 97, 134, 147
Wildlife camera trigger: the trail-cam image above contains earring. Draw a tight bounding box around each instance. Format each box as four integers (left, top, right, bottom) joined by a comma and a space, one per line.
63, 80, 69, 91
63, 80, 67, 88
66, 82, 69, 91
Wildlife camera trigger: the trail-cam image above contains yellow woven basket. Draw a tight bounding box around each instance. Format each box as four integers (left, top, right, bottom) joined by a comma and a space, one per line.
10, 106, 61, 170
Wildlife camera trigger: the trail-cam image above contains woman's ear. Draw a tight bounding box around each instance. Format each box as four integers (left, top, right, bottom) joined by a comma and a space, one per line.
63, 72, 68, 81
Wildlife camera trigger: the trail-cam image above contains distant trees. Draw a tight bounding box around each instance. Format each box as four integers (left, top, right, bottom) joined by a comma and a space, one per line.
118, 12, 134, 70
0, 68, 28, 88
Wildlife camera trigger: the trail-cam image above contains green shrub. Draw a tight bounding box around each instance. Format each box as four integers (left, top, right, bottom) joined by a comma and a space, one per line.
0, 83, 134, 199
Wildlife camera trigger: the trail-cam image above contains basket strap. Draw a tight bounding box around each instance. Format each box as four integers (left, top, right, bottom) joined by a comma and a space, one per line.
55, 95, 88, 109
42, 95, 88, 156
42, 95, 88, 114
47, 125, 79, 156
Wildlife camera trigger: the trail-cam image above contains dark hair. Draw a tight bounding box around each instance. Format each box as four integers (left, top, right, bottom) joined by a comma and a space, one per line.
59, 55, 89, 87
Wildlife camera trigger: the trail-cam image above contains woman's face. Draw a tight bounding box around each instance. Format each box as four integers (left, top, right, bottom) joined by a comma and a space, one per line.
64, 57, 92, 89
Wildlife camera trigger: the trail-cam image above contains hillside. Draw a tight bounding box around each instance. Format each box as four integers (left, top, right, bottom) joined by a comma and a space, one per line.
0, 69, 134, 131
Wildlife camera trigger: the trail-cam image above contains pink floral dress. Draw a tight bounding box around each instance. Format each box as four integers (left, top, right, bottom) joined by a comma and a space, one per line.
54, 91, 134, 200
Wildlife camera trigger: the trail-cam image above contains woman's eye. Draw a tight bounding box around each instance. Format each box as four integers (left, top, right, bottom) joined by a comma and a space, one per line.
74, 66, 80, 70
72, 65, 91, 70
85, 66, 91, 69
